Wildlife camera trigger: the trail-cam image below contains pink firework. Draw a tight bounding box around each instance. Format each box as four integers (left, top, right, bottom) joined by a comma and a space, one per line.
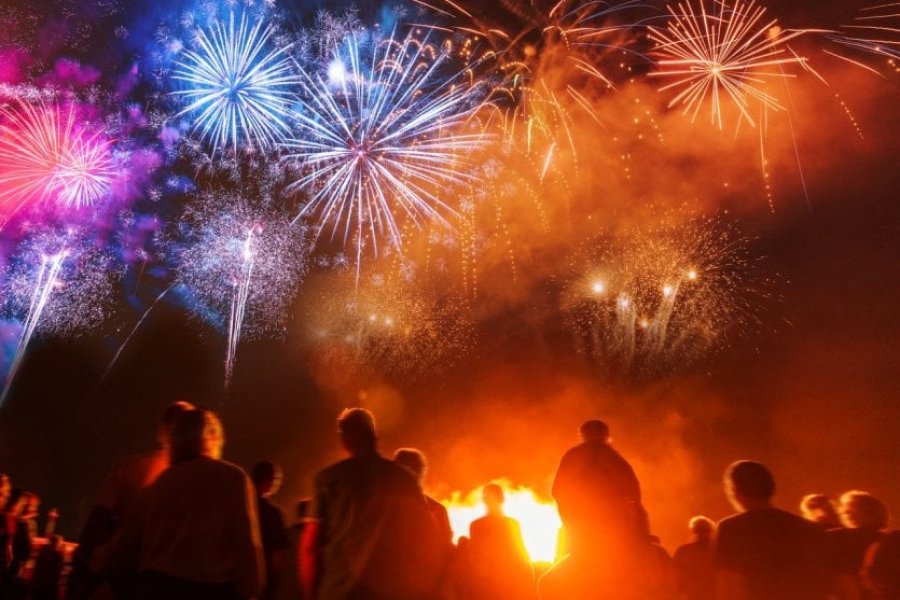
0, 100, 116, 220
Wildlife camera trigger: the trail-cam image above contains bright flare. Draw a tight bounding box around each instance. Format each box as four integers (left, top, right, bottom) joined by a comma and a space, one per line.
171, 11, 297, 153
0, 101, 115, 218
442, 482, 561, 563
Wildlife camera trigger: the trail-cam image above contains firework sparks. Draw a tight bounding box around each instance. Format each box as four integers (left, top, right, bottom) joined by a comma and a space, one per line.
0, 100, 115, 221
283, 30, 490, 267
171, 10, 298, 154
174, 194, 308, 386
1, 228, 116, 404
564, 218, 763, 379
649, 0, 808, 128
828, 3, 900, 63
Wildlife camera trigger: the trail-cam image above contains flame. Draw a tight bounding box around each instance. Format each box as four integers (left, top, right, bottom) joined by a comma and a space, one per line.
440, 481, 562, 563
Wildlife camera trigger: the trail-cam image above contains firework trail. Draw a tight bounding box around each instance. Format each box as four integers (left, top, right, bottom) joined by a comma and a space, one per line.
171, 10, 298, 154
563, 218, 763, 379
0, 228, 116, 404
174, 193, 308, 387
1, 251, 66, 405
283, 29, 490, 270
0, 100, 115, 223
826, 3, 900, 63
649, 0, 808, 128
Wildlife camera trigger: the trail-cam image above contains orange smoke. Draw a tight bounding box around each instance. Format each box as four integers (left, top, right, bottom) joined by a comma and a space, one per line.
440, 480, 562, 563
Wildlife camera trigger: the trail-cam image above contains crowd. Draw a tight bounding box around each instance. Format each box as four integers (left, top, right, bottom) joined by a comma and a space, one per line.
0, 402, 898, 600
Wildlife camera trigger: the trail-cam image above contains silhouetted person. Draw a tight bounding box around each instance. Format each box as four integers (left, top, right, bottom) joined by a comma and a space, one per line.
714, 460, 828, 600
468, 483, 534, 600
551, 419, 642, 555
301, 408, 443, 600
802, 494, 842, 530
69, 400, 194, 600
393, 448, 453, 545
862, 530, 900, 600
107, 408, 264, 600
252, 461, 289, 600
673, 516, 715, 600
275, 499, 310, 600
32, 534, 65, 600
829, 491, 890, 596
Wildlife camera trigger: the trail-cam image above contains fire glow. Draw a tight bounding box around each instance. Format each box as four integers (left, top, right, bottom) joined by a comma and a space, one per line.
440, 481, 562, 564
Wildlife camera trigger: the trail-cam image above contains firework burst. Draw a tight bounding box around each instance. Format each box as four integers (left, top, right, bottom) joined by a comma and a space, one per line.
283, 30, 491, 267
563, 218, 765, 379
649, 0, 809, 128
174, 193, 308, 386
171, 10, 298, 154
0, 100, 116, 221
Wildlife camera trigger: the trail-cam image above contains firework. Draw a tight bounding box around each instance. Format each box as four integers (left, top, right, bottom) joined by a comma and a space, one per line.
563, 218, 763, 379
649, 0, 808, 128
174, 193, 308, 386
171, 10, 298, 154
1, 228, 116, 404
829, 3, 900, 62
283, 30, 490, 267
0, 100, 115, 221
301, 263, 473, 381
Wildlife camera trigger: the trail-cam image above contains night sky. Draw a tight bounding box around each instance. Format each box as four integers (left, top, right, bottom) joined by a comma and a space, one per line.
0, 0, 897, 549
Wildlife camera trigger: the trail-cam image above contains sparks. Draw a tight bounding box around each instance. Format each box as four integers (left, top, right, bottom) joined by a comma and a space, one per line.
649, 0, 808, 128
171, 10, 298, 154
283, 30, 490, 267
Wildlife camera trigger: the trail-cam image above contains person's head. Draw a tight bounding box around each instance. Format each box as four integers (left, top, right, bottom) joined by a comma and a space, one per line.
48, 535, 63, 552
725, 460, 775, 512
689, 516, 715, 541
394, 448, 427, 486
170, 409, 224, 464
6, 489, 24, 514
482, 483, 505, 515
251, 461, 283, 497
580, 420, 610, 444
337, 408, 377, 455
157, 401, 195, 449
800, 494, 840, 526
839, 491, 889, 531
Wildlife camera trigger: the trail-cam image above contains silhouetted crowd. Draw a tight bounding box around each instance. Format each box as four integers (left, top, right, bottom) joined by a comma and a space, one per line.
1, 402, 898, 600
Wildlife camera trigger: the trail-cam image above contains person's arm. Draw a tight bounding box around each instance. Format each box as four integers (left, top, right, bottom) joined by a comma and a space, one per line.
300, 520, 321, 599
713, 521, 748, 600
234, 472, 265, 599
103, 492, 144, 578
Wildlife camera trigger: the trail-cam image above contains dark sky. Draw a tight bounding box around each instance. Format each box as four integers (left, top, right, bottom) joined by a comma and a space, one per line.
0, 0, 897, 548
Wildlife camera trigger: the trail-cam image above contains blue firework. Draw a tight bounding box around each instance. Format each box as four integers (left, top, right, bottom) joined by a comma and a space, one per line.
171, 11, 298, 154
282, 30, 490, 265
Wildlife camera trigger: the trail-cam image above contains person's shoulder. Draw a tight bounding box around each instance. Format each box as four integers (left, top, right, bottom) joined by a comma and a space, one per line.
717, 512, 745, 530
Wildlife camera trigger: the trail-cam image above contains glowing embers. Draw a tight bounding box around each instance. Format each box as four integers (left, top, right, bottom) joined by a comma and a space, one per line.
442, 481, 562, 564
171, 10, 298, 154
0, 100, 115, 219
649, 0, 808, 127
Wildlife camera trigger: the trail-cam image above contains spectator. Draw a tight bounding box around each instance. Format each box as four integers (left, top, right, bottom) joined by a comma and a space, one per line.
551, 419, 643, 555
673, 516, 715, 600
468, 483, 534, 600
829, 491, 890, 595
393, 448, 453, 545
107, 408, 264, 600
69, 400, 194, 600
714, 460, 829, 600
301, 408, 443, 600
801, 494, 842, 530
252, 461, 289, 600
